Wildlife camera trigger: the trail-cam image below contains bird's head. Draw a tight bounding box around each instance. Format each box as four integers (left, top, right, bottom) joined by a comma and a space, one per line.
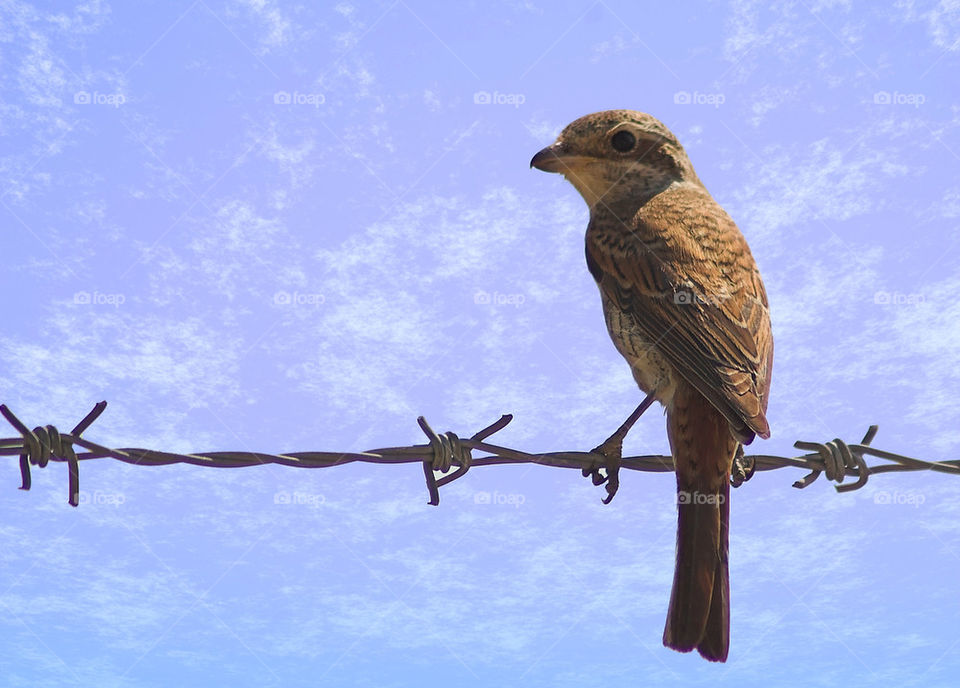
530, 110, 698, 210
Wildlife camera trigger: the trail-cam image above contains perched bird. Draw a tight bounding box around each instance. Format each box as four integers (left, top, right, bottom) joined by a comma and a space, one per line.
531, 110, 773, 662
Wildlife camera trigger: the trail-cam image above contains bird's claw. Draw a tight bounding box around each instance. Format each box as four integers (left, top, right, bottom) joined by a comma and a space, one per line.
581, 395, 654, 504
585, 436, 623, 504
730, 444, 755, 487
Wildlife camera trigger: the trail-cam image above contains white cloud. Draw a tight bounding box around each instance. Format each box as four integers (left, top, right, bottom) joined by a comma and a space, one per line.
233, 0, 295, 52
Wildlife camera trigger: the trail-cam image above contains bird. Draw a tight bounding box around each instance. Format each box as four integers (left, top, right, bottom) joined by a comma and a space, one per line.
530, 110, 773, 662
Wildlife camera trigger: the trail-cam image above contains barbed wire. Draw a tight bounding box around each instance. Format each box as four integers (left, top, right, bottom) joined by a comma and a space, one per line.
2, 401, 958, 507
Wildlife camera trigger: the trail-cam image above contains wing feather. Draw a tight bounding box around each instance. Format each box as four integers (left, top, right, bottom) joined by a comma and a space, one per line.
586, 183, 773, 441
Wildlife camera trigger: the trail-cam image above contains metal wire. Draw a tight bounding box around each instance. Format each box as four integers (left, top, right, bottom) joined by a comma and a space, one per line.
2, 402, 957, 507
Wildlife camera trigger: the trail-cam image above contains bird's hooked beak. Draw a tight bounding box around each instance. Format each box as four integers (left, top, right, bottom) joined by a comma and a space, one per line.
530, 140, 606, 207
530, 141, 568, 173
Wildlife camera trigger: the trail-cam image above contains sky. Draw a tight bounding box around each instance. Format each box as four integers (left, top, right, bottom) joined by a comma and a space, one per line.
1, 0, 960, 686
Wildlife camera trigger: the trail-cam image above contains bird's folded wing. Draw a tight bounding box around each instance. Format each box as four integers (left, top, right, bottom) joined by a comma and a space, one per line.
585, 189, 773, 443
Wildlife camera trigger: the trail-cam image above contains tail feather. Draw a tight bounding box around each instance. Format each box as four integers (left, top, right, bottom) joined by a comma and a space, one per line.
689, 479, 730, 661
663, 382, 737, 662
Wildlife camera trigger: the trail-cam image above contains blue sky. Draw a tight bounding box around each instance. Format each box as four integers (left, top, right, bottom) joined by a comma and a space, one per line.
2, 0, 960, 685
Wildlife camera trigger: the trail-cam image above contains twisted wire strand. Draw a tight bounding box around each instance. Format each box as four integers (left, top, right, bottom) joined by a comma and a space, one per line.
2, 402, 958, 507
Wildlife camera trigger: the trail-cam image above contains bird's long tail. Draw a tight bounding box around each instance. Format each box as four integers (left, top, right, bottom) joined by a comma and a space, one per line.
662, 381, 739, 662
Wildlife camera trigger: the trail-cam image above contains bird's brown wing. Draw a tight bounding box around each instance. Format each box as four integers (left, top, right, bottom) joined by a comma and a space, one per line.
585, 183, 773, 442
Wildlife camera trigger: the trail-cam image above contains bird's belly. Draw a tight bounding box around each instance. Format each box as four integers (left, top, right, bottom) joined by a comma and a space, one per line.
601, 294, 676, 406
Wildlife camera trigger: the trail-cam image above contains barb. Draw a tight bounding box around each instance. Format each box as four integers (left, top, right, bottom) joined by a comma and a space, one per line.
2, 402, 958, 507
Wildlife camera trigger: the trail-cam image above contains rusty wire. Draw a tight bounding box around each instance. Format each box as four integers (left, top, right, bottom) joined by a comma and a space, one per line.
1, 401, 958, 507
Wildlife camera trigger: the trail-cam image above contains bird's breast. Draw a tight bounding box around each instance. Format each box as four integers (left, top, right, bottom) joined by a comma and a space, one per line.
599, 290, 677, 408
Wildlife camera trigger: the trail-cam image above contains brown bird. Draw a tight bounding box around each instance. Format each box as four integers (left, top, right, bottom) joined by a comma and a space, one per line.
531, 110, 773, 662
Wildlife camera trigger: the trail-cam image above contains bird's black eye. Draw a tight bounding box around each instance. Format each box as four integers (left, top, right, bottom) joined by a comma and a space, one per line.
611, 130, 636, 153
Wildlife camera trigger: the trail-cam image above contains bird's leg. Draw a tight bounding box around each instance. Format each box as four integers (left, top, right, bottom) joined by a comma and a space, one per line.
585, 392, 657, 504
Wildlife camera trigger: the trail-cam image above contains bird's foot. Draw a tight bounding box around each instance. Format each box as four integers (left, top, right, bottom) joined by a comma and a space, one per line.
581, 394, 657, 504
584, 434, 623, 505
730, 444, 755, 487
